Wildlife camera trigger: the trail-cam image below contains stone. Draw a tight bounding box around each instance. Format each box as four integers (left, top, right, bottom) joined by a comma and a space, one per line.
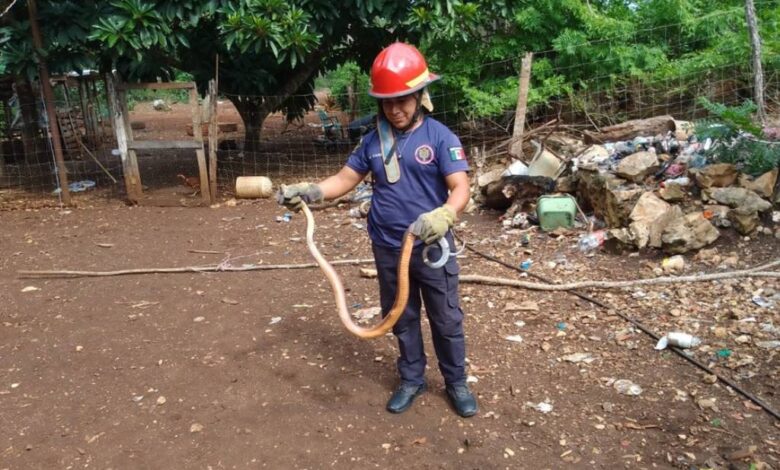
693, 163, 738, 189
662, 255, 685, 273
728, 210, 760, 235
628, 192, 673, 248
704, 187, 772, 213
615, 151, 659, 182
694, 248, 721, 265
662, 212, 720, 254
555, 176, 576, 193
674, 120, 694, 140
738, 169, 778, 199
658, 184, 686, 202
606, 186, 645, 227
577, 170, 642, 227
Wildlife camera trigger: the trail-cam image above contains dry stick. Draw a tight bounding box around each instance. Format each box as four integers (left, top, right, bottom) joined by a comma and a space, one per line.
360, 269, 780, 285
17, 258, 375, 279
461, 241, 780, 421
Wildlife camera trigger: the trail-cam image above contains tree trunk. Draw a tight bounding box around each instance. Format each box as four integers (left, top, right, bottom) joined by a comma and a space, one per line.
583, 115, 676, 144
230, 95, 271, 154
744, 0, 766, 124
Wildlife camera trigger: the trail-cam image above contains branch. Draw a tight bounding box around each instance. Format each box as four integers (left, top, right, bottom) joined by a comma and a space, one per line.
260, 47, 326, 114
18, 258, 375, 279
360, 259, 780, 291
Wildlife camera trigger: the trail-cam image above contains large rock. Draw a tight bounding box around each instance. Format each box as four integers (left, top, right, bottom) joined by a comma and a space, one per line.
577, 170, 643, 227
658, 183, 686, 202
728, 210, 760, 235
738, 169, 778, 199
615, 151, 659, 182
693, 163, 737, 189
661, 212, 720, 254
628, 192, 676, 248
703, 187, 772, 213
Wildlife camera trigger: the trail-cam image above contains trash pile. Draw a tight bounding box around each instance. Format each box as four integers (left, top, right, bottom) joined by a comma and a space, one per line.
476, 115, 780, 253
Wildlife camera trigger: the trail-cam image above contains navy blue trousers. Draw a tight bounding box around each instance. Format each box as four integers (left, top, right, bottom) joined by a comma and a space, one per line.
372, 237, 466, 386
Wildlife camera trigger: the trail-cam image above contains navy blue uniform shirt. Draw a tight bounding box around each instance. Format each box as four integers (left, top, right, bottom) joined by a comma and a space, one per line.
346, 117, 470, 249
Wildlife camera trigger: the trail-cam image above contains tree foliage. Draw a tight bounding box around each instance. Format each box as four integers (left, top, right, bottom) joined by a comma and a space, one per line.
404, 0, 780, 124
1, 0, 778, 146
0, 0, 409, 149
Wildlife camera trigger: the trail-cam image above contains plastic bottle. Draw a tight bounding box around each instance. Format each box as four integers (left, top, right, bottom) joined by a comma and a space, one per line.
577, 230, 607, 252
663, 176, 690, 186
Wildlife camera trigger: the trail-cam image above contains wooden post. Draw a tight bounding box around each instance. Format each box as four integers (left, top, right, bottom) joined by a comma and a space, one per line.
509, 52, 533, 159
207, 79, 218, 202
105, 74, 142, 203
744, 0, 766, 124
79, 78, 97, 146
102, 75, 116, 136
27, 0, 71, 204
189, 85, 211, 204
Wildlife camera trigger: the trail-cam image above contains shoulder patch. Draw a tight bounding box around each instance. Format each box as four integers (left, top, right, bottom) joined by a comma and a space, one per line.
449, 147, 466, 161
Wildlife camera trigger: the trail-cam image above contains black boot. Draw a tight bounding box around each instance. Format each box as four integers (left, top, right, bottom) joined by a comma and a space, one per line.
386, 383, 427, 414
446, 383, 477, 417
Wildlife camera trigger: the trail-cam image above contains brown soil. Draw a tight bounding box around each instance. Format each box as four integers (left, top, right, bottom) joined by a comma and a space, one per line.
1, 197, 778, 469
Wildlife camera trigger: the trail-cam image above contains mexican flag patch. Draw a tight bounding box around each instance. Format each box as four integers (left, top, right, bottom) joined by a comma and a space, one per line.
449, 147, 466, 161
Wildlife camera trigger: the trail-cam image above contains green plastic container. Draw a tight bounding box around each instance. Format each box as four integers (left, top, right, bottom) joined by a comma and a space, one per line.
537, 195, 577, 231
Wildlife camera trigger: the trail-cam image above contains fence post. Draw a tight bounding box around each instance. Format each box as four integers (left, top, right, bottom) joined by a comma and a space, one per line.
744, 0, 766, 124
105, 74, 142, 203
510, 52, 533, 159
208, 79, 218, 202
27, 0, 71, 205
189, 85, 212, 204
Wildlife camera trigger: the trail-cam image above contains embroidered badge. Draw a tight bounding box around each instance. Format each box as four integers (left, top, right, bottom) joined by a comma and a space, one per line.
414, 144, 435, 165
449, 147, 466, 161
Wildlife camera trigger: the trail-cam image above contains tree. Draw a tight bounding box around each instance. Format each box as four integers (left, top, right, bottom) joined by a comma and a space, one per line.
405, 0, 779, 124
0, 0, 411, 151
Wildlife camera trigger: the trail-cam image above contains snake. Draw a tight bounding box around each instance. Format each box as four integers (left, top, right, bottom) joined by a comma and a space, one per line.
300, 202, 415, 339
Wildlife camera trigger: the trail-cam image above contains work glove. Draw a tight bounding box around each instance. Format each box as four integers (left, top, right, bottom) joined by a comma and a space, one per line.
276, 183, 323, 212
410, 204, 456, 244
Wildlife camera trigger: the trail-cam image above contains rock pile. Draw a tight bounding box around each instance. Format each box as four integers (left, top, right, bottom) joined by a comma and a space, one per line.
477, 117, 779, 253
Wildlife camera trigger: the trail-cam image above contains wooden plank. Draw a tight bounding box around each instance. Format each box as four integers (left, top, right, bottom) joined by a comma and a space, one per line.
127, 140, 203, 150
510, 52, 533, 159
190, 86, 211, 204
106, 74, 142, 203
118, 82, 196, 91
208, 79, 218, 202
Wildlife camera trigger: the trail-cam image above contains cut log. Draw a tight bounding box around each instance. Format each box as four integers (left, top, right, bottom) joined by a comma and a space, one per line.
482, 175, 556, 211
583, 115, 676, 144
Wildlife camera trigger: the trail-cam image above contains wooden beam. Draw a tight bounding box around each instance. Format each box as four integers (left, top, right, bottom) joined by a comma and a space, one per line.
189, 86, 211, 204
106, 74, 142, 203
127, 140, 203, 150
118, 82, 196, 91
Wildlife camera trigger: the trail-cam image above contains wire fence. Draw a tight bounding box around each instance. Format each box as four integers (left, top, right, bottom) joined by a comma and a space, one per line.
1, 20, 778, 206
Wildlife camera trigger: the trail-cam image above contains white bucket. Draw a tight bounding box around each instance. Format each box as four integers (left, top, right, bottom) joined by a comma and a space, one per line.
235, 176, 273, 198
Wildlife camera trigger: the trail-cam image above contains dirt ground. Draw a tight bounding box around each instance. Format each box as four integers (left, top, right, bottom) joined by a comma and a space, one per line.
1, 194, 779, 469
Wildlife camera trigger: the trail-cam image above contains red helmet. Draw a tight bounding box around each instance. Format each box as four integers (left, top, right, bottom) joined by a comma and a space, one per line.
368, 43, 440, 99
